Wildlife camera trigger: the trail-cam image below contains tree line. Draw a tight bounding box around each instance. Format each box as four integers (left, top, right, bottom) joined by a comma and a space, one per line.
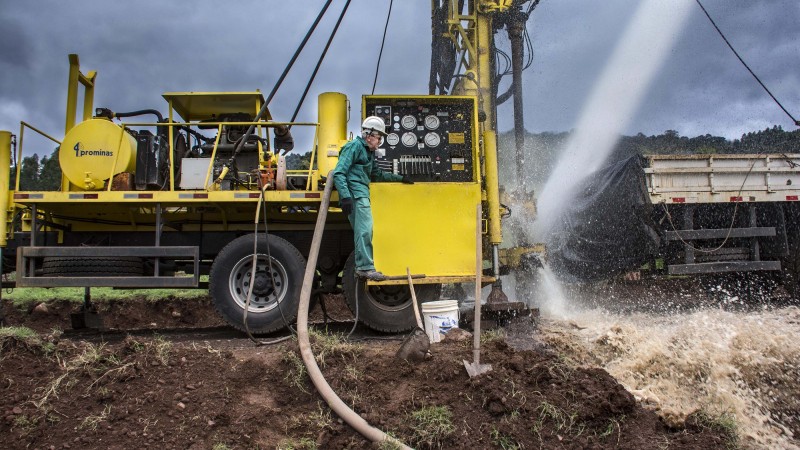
498, 125, 800, 191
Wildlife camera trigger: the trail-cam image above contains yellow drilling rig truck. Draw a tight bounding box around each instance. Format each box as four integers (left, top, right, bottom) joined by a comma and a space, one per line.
0, 0, 541, 332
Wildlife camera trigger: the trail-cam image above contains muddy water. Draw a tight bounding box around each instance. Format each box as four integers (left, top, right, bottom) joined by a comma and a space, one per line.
511, 268, 800, 449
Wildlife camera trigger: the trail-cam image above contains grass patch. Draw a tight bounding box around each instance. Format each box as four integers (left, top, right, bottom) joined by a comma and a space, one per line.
531, 401, 585, 441
480, 328, 505, 345
308, 328, 362, 368
12, 414, 38, 435
0, 326, 57, 355
376, 434, 403, 450
0, 326, 38, 339
78, 404, 111, 431
490, 426, 521, 450
34, 338, 159, 410
410, 405, 455, 448
150, 335, 172, 366
692, 410, 738, 446
282, 349, 310, 393
5, 285, 210, 309
276, 437, 317, 450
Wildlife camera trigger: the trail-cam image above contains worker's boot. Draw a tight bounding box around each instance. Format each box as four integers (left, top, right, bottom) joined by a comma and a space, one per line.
355, 269, 387, 281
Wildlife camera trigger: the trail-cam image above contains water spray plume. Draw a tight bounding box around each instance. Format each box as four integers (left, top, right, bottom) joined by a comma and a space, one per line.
534, 0, 693, 239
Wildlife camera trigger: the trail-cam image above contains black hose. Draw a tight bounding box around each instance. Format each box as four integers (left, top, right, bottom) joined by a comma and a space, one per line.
695, 0, 799, 126
289, 0, 353, 127
177, 126, 213, 143
241, 186, 295, 346
371, 0, 394, 95
222, 0, 334, 171
112, 109, 164, 123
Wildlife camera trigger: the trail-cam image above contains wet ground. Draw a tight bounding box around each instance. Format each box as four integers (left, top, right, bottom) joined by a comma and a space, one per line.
0, 287, 767, 449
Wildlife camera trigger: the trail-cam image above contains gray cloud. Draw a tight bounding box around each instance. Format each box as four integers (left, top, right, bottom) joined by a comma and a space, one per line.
0, 0, 797, 157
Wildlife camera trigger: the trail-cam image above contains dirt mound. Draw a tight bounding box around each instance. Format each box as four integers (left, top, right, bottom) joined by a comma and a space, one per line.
1, 322, 734, 449
2, 296, 226, 334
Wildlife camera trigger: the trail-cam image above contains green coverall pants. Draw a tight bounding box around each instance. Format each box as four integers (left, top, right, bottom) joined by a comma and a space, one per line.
348, 197, 375, 272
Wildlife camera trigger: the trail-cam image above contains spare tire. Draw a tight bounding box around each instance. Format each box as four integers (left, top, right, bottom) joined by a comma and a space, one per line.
42, 256, 144, 277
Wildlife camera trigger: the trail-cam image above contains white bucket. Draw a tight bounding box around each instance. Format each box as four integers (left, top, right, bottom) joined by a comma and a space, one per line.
421, 300, 459, 343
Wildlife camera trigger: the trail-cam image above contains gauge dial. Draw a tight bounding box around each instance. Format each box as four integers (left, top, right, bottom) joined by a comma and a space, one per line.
424, 132, 441, 148
401, 115, 417, 130
401, 132, 417, 147
424, 115, 440, 130
386, 133, 400, 146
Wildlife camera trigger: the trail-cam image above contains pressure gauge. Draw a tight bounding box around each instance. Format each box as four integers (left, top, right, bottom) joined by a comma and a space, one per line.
424, 115, 440, 130
386, 133, 400, 146
401, 115, 417, 130
401, 132, 417, 147
424, 132, 441, 148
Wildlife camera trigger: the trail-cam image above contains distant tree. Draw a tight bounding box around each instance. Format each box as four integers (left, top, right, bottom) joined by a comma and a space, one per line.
285, 152, 312, 170
15, 148, 62, 191
39, 148, 61, 190
18, 154, 40, 190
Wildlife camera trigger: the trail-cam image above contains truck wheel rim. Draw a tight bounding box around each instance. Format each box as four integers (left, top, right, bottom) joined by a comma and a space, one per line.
365, 284, 410, 311
229, 254, 289, 313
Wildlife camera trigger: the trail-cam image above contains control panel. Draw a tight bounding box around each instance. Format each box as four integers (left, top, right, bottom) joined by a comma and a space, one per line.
364, 96, 477, 182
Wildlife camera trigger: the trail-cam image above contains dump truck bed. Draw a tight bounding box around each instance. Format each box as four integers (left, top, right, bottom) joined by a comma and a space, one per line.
644, 153, 800, 204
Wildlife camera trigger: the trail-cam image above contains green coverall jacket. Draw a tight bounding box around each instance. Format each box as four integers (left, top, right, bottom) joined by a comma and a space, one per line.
332, 136, 402, 272
332, 136, 402, 199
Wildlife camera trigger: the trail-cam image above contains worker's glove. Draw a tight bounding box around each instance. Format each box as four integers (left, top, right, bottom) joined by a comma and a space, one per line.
339, 197, 353, 215
401, 176, 414, 185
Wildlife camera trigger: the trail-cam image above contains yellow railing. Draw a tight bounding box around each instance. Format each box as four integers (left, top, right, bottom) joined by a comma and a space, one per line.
16, 121, 62, 191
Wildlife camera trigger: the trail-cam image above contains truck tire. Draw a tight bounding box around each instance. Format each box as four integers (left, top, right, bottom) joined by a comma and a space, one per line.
342, 252, 441, 332
41, 256, 144, 276
209, 234, 305, 334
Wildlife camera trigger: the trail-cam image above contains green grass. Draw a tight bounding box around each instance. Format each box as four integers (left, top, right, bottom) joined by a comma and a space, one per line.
282, 349, 310, 393
308, 328, 362, 368
0, 326, 57, 355
490, 427, 521, 450
0, 326, 38, 339
480, 328, 505, 345
276, 437, 317, 450
531, 401, 586, 442
410, 405, 455, 448
5, 285, 210, 309
693, 410, 739, 447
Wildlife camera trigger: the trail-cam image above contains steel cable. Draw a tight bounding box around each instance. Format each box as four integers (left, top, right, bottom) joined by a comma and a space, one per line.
371, 0, 394, 95
695, 0, 799, 126
289, 0, 353, 128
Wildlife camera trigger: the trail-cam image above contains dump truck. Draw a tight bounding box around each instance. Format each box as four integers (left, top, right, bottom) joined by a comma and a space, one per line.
0, 1, 540, 331
545, 153, 800, 296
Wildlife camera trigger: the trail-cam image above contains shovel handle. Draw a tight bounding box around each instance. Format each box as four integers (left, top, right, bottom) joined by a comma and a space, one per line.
473, 204, 482, 366
407, 267, 424, 329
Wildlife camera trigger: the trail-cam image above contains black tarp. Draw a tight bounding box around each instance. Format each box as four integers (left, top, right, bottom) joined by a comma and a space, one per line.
544, 156, 661, 282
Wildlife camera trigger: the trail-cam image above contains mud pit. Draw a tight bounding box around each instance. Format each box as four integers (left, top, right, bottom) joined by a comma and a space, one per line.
1, 294, 734, 449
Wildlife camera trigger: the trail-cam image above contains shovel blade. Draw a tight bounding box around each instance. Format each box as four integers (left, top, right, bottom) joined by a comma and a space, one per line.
396, 327, 431, 362
463, 359, 492, 377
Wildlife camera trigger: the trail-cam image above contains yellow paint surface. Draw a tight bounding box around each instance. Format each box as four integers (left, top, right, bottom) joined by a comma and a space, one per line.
371, 182, 480, 278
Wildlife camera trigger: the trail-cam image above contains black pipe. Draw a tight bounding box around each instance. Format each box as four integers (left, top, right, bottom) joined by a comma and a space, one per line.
200, 141, 263, 153
509, 12, 526, 185
112, 109, 164, 123
223, 0, 334, 171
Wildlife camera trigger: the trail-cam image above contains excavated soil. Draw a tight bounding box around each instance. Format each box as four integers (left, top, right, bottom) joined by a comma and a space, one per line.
1, 294, 735, 449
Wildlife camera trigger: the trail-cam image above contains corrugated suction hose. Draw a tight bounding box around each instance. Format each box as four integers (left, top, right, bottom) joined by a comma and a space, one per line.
296, 171, 411, 449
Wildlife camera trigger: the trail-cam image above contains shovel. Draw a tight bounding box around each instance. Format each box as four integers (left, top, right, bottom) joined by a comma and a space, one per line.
395, 267, 431, 362
464, 203, 492, 377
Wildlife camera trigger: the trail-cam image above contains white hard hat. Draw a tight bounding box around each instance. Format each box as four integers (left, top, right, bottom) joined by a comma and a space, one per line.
361, 116, 387, 136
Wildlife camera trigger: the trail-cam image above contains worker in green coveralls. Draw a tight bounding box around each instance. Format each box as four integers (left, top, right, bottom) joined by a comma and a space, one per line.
333, 116, 413, 281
